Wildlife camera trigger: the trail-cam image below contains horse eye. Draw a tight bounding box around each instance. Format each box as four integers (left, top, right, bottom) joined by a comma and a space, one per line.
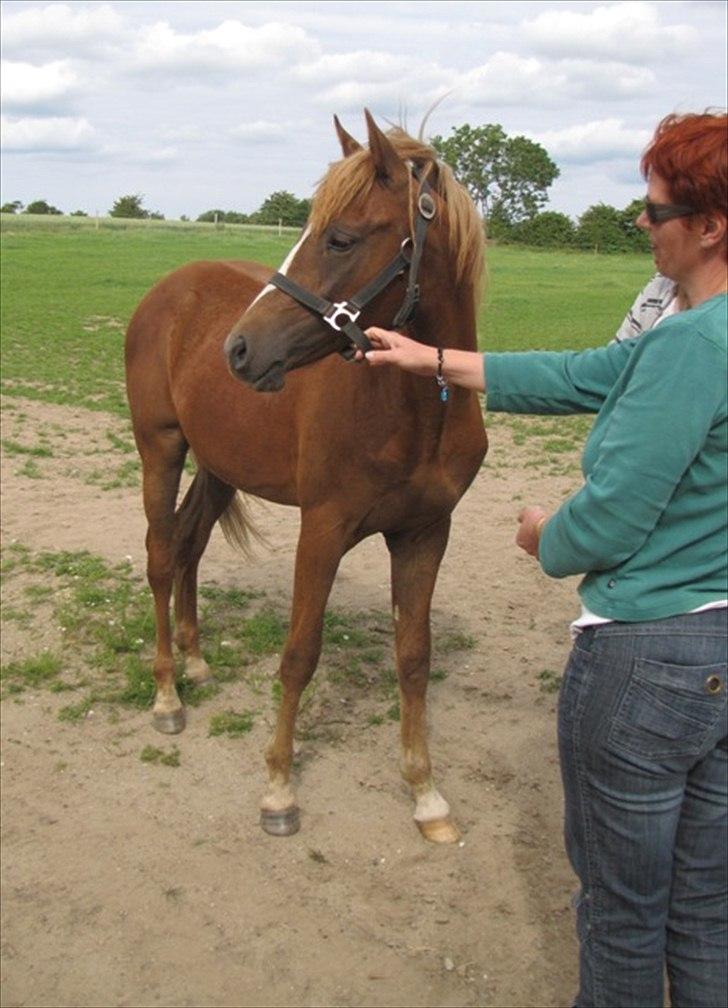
326, 230, 357, 252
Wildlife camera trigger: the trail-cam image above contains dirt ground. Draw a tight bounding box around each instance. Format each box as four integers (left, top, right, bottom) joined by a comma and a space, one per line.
1, 396, 585, 1008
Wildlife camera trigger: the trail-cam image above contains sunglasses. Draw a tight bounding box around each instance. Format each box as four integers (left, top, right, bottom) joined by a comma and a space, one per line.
644, 200, 697, 224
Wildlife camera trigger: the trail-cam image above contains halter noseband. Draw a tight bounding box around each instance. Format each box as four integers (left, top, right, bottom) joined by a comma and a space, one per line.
266, 170, 437, 360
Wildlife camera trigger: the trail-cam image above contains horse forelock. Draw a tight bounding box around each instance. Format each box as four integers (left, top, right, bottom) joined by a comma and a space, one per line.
309, 128, 485, 298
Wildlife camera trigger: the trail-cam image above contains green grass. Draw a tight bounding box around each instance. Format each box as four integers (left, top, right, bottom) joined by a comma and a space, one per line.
140, 743, 181, 767
478, 245, 654, 352
208, 710, 255, 738
1, 216, 653, 418
0, 221, 298, 415
1, 651, 62, 693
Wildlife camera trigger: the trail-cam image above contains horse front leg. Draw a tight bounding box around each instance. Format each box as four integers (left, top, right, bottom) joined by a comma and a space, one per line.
386, 517, 460, 843
138, 429, 188, 734
261, 510, 347, 837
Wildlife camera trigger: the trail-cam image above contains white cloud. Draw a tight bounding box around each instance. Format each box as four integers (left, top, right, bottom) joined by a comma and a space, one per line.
296, 51, 452, 111
295, 51, 411, 85
1, 3, 124, 54
1, 114, 95, 151
556, 60, 656, 99
133, 19, 320, 75
160, 125, 203, 143
523, 1, 698, 64
530, 119, 652, 164
458, 52, 566, 106
455, 51, 656, 108
229, 120, 286, 142
1, 59, 78, 111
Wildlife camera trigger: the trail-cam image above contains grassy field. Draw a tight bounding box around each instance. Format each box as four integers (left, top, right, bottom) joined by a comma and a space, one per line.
1, 215, 654, 416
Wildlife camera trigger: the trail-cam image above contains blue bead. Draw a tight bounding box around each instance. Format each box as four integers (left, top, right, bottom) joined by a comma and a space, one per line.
440, 388, 449, 402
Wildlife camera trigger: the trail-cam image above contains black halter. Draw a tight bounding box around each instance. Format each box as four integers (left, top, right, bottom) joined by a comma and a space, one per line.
267, 170, 437, 359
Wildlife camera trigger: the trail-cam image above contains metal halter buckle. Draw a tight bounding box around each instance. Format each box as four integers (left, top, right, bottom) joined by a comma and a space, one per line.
323, 301, 361, 333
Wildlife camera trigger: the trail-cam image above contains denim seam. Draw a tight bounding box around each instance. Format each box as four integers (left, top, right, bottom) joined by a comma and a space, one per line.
571, 649, 606, 1004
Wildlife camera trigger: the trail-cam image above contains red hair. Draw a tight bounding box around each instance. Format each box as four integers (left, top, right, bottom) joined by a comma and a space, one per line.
641, 111, 727, 217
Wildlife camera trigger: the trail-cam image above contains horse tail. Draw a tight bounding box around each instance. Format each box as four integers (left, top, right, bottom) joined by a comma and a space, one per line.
219, 490, 269, 560
174, 466, 266, 564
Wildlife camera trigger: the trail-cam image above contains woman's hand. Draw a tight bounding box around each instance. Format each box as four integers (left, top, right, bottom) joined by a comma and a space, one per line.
360, 327, 437, 376
359, 327, 486, 392
516, 506, 548, 558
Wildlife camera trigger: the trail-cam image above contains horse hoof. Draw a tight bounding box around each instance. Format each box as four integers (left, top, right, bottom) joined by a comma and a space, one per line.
185, 657, 212, 686
153, 708, 186, 734
260, 807, 300, 836
417, 818, 461, 844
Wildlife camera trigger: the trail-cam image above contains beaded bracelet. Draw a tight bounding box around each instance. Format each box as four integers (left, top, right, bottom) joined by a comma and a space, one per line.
436, 347, 449, 402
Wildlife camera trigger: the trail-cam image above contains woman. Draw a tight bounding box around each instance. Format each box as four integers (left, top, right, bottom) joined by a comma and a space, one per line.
362, 111, 727, 1008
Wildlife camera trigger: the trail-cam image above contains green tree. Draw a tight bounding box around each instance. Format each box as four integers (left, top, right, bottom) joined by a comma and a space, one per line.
196, 209, 250, 224
24, 199, 62, 215
618, 198, 650, 253
431, 123, 559, 225
512, 210, 576, 248
196, 209, 226, 223
575, 203, 632, 253
251, 191, 311, 227
109, 194, 149, 218
1, 200, 23, 214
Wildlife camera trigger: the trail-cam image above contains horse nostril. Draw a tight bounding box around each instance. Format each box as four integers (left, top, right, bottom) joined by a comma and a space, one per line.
227, 336, 248, 373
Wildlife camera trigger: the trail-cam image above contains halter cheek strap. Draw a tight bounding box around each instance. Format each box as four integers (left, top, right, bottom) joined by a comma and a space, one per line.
266, 172, 437, 358
268, 247, 410, 356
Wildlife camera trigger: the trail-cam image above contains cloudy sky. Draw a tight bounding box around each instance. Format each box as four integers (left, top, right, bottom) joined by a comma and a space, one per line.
1, 0, 726, 220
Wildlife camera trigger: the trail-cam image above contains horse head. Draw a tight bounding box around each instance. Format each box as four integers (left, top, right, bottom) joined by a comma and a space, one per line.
224, 111, 483, 392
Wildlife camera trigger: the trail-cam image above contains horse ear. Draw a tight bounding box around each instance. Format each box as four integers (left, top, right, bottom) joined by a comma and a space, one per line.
364, 109, 405, 183
334, 115, 362, 157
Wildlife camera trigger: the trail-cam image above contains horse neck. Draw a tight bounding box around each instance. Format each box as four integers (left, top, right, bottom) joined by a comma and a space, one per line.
414, 279, 479, 352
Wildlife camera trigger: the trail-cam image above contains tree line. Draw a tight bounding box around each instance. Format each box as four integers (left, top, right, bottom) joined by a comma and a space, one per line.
1, 191, 311, 228
0, 123, 650, 253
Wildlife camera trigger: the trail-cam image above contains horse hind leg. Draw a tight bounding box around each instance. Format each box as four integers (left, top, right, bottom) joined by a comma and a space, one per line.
386, 517, 460, 844
173, 469, 241, 685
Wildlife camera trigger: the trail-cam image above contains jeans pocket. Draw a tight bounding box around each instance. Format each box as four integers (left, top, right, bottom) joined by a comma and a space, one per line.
607, 658, 726, 760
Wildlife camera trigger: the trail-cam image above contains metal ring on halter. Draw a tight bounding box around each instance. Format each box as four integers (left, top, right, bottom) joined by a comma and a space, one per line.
418, 193, 436, 220
399, 236, 414, 263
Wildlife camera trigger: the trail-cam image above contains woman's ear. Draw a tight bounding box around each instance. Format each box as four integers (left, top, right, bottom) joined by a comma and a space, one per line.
699, 211, 727, 251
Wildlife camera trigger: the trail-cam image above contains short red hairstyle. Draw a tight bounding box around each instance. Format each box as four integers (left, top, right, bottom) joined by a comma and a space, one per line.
641, 111, 727, 217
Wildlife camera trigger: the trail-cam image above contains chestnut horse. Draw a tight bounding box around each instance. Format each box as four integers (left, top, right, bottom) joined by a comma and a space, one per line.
125, 111, 487, 842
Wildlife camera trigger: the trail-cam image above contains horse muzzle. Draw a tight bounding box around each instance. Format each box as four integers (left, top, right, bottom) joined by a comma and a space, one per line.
224, 330, 286, 392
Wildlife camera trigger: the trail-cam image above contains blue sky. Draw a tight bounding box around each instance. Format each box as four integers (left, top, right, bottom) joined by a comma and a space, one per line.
1, 0, 726, 220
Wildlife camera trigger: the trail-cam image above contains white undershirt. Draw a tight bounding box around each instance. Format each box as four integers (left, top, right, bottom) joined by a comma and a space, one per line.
570, 600, 728, 639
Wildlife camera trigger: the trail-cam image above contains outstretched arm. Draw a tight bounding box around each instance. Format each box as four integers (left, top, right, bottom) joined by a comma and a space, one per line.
363, 327, 486, 391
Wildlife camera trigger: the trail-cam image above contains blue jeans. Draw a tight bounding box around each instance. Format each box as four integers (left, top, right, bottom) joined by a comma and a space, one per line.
558, 609, 727, 1008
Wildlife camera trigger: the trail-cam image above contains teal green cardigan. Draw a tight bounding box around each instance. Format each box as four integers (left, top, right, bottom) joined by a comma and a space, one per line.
485, 294, 727, 622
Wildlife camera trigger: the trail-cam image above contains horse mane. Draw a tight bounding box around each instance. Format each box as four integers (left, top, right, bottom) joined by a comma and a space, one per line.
309, 128, 485, 299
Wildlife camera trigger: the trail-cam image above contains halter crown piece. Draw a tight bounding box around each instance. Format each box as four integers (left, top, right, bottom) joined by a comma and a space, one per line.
267, 168, 437, 360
